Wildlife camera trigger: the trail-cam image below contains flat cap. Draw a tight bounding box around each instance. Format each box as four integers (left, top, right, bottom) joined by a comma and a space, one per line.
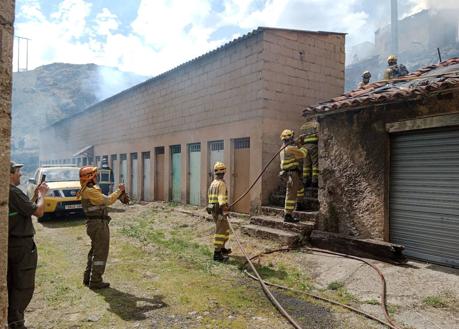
10, 161, 24, 173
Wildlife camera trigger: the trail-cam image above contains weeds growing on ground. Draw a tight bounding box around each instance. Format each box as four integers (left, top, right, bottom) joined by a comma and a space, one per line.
327, 281, 344, 290
422, 293, 457, 309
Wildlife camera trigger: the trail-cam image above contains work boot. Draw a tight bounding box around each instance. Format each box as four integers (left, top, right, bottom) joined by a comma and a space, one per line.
284, 213, 299, 223
8, 321, 27, 329
213, 250, 229, 262
89, 281, 110, 290
221, 247, 232, 255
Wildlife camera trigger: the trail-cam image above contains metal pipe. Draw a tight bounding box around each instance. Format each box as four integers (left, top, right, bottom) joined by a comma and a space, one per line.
391, 0, 399, 56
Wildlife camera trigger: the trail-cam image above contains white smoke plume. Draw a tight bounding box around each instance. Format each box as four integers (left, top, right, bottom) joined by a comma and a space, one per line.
406, 0, 459, 16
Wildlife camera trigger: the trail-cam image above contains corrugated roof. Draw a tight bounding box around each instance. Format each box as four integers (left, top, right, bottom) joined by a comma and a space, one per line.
304, 57, 459, 116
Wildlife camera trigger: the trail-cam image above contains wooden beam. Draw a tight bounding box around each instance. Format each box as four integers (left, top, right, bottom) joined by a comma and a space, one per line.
310, 230, 407, 264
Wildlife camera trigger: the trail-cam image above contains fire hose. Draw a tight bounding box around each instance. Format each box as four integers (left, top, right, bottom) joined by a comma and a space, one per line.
226, 139, 402, 329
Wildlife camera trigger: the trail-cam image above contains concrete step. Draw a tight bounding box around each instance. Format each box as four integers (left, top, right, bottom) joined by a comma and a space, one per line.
260, 206, 319, 222
250, 215, 315, 234
241, 224, 300, 245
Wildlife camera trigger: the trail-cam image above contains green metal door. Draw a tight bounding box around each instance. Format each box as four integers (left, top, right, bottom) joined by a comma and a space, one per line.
188, 143, 201, 205
171, 145, 181, 202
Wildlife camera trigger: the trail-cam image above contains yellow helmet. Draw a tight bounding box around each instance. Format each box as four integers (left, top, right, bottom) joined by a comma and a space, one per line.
214, 162, 226, 174
387, 54, 397, 64
280, 129, 294, 141
79, 166, 98, 186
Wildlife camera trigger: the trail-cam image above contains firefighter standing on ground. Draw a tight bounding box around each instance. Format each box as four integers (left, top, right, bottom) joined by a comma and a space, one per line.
279, 130, 307, 223
207, 162, 232, 262
8, 161, 48, 329
301, 120, 319, 188
79, 166, 125, 289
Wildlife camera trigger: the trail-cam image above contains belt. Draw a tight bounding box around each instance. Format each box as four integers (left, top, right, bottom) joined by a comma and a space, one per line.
9, 235, 34, 239
86, 215, 111, 220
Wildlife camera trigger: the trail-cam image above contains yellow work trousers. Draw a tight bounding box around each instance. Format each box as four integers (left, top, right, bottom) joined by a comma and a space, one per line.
212, 213, 229, 250
284, 171, 300, 214
303, 143, 318, 184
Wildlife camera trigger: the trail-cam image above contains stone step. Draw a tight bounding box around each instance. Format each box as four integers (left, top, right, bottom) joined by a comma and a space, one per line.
250, 215, 315, 234
260, 206, 319, 222
241, 224, 300, 245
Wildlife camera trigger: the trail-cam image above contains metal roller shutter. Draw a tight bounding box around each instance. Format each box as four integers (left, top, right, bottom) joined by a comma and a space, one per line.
390, 127, 459, 268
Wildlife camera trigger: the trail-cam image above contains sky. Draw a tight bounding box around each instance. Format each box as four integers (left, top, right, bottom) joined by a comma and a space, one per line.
12, 0, 452, 77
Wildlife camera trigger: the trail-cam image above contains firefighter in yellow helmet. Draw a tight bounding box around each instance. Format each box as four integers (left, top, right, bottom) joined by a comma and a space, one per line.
300, 120, 319, 189
384, 54, 409, 80
207, 162, 231, 262
79, 166, 125, 289
280, 129, 307, 222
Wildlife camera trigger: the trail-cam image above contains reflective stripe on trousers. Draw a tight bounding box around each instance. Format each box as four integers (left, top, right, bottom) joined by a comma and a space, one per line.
213, 213, 230, 249
284, 171, 300, 214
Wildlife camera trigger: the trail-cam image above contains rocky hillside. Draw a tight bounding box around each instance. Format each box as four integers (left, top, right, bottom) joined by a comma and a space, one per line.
11, 63, 147, 172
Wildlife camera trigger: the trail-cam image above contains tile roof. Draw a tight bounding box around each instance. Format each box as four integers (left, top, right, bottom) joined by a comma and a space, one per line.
304, 57, 459, 116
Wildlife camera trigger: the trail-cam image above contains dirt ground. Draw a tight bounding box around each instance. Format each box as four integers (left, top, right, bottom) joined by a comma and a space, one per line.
25, 202, 458, 329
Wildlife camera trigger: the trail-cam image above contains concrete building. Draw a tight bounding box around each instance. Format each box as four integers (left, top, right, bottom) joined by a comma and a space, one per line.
40, 27, 345, 213
305, 58, 459, 267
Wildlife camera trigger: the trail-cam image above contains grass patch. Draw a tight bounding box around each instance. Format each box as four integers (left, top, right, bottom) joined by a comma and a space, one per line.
422, 293, 456, 309
364, 299, 380, 305
245, 261, 313, 293
121, 222, 211, 258
322, 281, 359, 305
387, 304, 399, 315
327, 281, 344, 290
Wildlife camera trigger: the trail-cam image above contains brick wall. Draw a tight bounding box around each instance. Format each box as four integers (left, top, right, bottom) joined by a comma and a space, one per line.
40, 28, 345, 210
41, 32, 265, 159
259, 29, 345, 203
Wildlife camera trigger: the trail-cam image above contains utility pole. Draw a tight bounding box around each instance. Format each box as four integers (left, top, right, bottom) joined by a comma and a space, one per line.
15, 36, 31, 72
391, 0, 399, 56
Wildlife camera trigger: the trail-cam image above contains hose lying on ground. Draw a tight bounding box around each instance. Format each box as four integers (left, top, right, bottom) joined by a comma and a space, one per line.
242, 247, 402, 329
225, 140, 402, 329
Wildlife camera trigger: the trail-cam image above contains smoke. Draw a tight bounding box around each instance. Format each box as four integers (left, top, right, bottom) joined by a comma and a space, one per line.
96, 66, 147, 101
406, 0, 459, 16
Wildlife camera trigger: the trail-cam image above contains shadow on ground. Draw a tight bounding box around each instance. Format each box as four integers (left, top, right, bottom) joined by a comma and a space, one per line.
95, 287, 167, 321
273, 291, 336, 329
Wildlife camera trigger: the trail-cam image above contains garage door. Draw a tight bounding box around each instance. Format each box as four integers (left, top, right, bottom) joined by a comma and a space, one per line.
390, 127, 459, 268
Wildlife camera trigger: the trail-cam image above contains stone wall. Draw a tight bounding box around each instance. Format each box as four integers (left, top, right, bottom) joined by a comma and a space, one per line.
317, 93, 459, 239
0, 0, 15, 326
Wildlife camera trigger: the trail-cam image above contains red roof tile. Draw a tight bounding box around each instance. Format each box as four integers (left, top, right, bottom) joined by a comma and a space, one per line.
304, 57, 459, 116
